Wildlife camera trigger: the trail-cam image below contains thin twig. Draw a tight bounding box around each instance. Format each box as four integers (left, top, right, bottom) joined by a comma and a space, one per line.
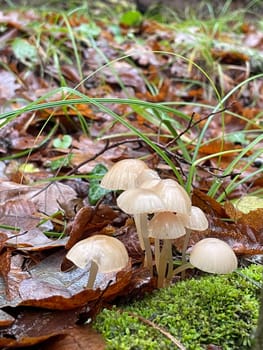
127, 311, 187, 350
165, 104, 230, 148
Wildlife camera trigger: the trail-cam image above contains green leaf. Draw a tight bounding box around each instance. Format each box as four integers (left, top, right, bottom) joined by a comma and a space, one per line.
53, 135, 72, 149
88, 183, 110, 205
88, 164, 110, 204
50, 155, 72, 171
11, 38, 37, 66
120, 11, 142, 27
88, 163, 108, 181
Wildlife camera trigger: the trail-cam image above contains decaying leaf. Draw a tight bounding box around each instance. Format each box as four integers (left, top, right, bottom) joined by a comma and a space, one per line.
0, 309, 15, 327
37, 326, 105, 350
66, 205, 118, 249
0, 307, 81, 348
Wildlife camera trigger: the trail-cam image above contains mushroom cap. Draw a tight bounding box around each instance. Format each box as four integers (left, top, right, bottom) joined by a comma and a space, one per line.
148, 212, 187, 239
66, 235, 129, 272
100, 159, 148, 190
186, 206, 208, 231
151, 179, 191, 215
189, 238, 238, 274
135, 169, 161, 187
117, 188, 165, 214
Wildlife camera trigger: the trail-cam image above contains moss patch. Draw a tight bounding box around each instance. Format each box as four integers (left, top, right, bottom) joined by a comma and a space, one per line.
93, 264, 262, 350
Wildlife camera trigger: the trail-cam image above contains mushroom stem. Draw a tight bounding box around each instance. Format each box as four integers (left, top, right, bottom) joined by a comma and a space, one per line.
134, 213, 153, 276
134, 213, 145, 250
181, 228, 192, 278
87, 260, 99, 289
154, 238, 160, 274
157, 239, 173, 288
173, 262, 194, 276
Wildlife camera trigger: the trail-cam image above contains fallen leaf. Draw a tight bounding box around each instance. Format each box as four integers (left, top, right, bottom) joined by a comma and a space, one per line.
0, 309, 15, 327
37, 326, 105, 350
0, 307, 81, 348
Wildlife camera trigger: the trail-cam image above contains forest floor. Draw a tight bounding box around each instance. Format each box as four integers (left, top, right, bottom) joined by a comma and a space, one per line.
0, 1, 262, 349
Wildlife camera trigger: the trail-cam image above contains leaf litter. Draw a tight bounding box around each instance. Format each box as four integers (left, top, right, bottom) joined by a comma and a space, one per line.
0, 1, 262, 348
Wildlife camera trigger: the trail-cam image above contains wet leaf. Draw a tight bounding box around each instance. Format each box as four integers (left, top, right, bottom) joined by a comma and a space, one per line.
0, 307, 81, 348
66, 205, 118, 249
0, 309, 15, 326
0, 198, 39, 231
37, 326, 105, 350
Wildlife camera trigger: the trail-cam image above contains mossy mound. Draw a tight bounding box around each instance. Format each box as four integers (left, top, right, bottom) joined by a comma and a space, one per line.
93, 264, 262, 350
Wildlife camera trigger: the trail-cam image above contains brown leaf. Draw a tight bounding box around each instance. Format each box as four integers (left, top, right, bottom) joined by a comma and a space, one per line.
211, 48, 248, 64
225, 201, 263, 232
198, 139, 244, 157
0, 180, 77, 216
10, 134, 46, 150
192, 189, 227, 217
0, 198, 40, 231
102, 61, 146, 93
0, 307, 80, 348
19, 263, 132, 310
37, 326, 105, 350
6, 229, 69, 251
5, 253, 30, 301
66, 205, 118, 249
0, 70, 20, 99
0, 309, 15, 327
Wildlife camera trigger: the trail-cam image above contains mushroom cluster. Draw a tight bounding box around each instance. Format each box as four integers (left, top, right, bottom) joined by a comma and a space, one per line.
99, 159, 238, 288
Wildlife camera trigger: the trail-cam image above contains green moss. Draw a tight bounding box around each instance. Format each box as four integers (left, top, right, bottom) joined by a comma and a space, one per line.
93, 264, 262, 350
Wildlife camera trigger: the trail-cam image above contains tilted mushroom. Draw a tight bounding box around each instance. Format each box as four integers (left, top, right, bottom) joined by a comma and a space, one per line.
189, 237, 238, 274
100, 158, 148, 190
150, 179, 192, 215
117, 187, 165, 275
173, 237, 238, 276
66, 235, 129, 289
135, 168, 161, 187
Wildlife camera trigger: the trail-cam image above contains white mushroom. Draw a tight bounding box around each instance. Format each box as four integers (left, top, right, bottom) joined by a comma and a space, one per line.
150, 179, 191, 215
100, 159, 148, 190
66, 235, 129, 289
117, 187, 165, 275
189, 237, 238, 274
173, 238, 238, 276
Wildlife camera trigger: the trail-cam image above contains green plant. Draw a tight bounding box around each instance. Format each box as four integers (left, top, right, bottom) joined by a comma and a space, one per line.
93, 264, 262, 350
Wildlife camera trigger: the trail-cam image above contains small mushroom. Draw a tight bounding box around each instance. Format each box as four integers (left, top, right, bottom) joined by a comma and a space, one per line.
189, 237, 238, 274
173, 237, 238, 276
100, 158, 148, 190
150, 179, 191, 215
135, 169, 161, 187
66, 235, 129, 289
117, 187, 165, 275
